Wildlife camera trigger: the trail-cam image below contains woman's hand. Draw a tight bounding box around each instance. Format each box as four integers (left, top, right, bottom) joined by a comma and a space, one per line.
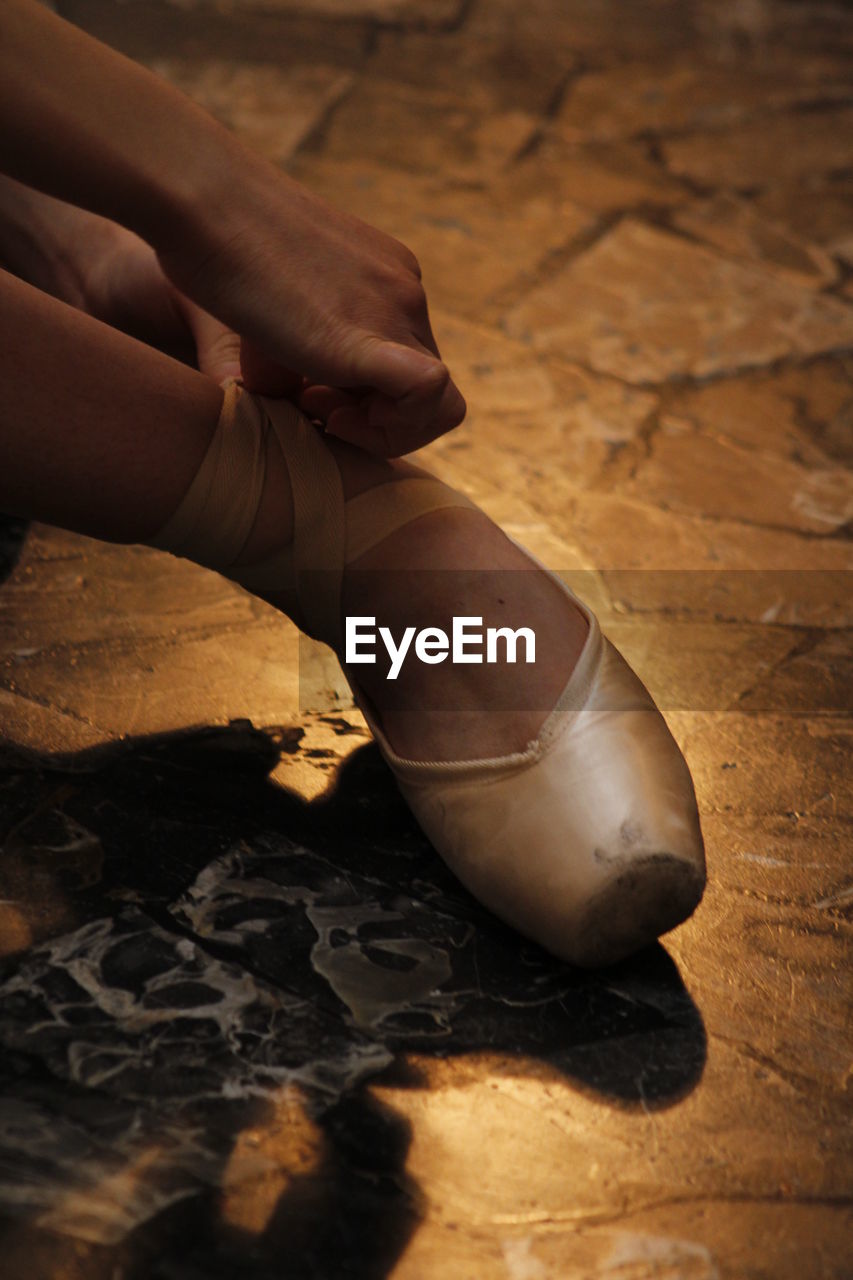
157, 160, 466, 456
0, 0, 466, 455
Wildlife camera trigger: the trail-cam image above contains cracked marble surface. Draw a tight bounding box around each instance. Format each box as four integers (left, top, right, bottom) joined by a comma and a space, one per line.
2, 0, 852, 1275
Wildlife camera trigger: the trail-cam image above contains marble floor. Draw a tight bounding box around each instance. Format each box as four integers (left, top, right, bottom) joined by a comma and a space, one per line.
1, 1, 852, 1276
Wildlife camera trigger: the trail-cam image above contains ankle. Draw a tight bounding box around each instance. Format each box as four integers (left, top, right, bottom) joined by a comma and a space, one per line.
231, 419, 424, 570
230, 415, 295, 566
339, 505, 590, 761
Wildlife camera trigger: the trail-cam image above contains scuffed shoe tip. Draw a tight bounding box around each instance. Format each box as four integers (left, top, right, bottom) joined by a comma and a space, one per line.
566, 853, 707, 969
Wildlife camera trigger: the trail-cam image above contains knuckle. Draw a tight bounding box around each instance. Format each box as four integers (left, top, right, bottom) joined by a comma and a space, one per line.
374, 258, 426, 312
398, 244, 423, 280
424, 359, 451, 394
452, 399, 467, 428
396, 273, 428, 315
382, 231, 422, 280
447, 387, 467, 427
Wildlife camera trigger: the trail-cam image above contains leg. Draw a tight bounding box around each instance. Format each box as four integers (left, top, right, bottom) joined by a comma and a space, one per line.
0, 267, 223, 541
0, 268, 585, 762
143, 382, 705, 965
0, 274, 705, 965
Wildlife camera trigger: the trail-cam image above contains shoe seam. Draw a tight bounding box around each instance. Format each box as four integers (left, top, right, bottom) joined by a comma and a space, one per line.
359, 575, 607, 782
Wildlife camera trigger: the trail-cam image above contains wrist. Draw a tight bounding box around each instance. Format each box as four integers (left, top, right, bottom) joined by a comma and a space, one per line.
147, 123, 272, 284
0, 0, 268, 276
125, 104, 242, 253
151, 138, 300, 346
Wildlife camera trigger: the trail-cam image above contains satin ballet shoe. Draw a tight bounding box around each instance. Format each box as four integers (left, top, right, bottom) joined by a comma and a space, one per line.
151, 381, 706, 967
356, 587, 706, 967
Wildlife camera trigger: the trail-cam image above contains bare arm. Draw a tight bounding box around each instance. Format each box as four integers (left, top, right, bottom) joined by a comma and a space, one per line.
0, 0, 230, 246
0, 0, 465, 454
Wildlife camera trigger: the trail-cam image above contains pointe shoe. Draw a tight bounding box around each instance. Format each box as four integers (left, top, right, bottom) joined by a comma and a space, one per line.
357, 585, 706, 967
151, 382, 706, 967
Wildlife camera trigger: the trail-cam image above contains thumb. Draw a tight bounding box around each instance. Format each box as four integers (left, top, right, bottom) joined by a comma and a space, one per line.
239, 336, 303, 398
351, 335, 450, 404
341, 334, 465, 446
171, 291, 241, 383
188, 311, 242, 384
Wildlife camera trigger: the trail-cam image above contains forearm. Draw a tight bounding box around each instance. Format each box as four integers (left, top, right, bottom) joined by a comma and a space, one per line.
0, 172, 103, 306
0, 268, 223, 542
0, 0, 251, 252
0, 1, 465, 451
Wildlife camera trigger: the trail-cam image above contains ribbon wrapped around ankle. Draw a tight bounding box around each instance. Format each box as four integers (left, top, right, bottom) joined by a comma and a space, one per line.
150, 379, 477, 651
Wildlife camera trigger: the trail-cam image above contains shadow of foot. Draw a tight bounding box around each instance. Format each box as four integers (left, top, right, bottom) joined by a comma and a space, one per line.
0, 721, 707, 1279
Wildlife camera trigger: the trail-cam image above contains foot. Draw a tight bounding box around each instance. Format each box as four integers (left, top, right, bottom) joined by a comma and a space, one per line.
233, 429, 589, 763
342, 508, 588, 763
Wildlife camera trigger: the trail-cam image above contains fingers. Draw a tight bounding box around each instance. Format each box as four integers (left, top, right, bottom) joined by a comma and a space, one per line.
159, 164, 466, 446
320, 387, 467, 458
171, 293, 241, 382
193, 316, 241, 382
170, 236, 465, 453
176, 304, 302, 397
366, 375, 467, 456
301, 367, 466, 458
181, 303, 462, 460
332, 333, 466, 455
299, 383, 357, 421
239, 336, 302, 397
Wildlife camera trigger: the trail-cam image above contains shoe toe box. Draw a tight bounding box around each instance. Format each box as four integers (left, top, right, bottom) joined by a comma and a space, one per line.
401, 700, 706, 968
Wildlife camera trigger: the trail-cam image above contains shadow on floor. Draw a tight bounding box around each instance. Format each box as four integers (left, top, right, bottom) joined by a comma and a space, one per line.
0, 720, 707, 1279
